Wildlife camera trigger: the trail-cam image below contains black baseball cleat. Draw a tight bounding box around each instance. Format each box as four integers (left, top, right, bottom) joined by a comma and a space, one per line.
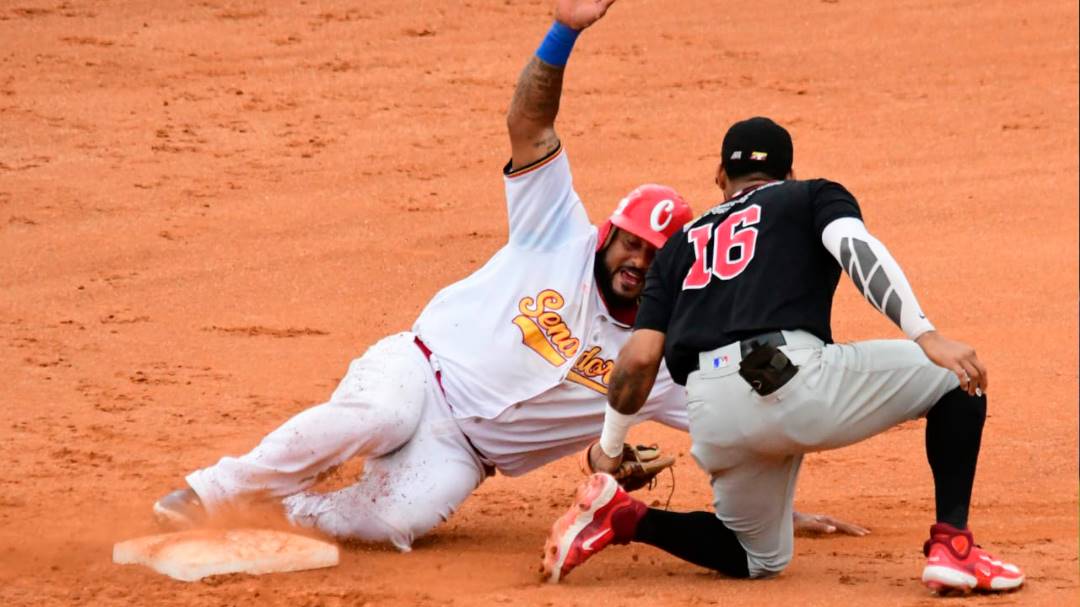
152, 487, 206, 530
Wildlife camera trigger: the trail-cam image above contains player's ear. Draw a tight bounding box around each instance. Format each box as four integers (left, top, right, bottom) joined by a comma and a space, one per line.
715, 164, 727, 190
787, 168, 796, 180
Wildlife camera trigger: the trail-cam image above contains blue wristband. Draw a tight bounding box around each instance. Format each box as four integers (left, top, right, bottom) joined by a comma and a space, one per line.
535, 21, 580, 67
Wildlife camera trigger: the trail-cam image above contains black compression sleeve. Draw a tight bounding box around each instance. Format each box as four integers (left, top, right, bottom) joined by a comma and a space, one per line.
633, 508, 750, 578
925, 387, 986, 528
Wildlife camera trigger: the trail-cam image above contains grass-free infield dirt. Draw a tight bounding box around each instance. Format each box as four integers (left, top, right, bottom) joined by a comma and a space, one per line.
1, 1, 1077, 605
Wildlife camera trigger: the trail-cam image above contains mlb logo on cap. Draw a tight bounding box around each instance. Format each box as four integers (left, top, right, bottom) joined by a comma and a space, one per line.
750, 151, 768, 161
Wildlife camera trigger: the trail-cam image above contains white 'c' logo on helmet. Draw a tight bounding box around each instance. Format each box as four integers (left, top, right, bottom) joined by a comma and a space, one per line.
650, 199, 675, 232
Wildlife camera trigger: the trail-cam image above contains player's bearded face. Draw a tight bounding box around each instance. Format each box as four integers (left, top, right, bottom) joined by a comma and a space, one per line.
598, 229, 657, 307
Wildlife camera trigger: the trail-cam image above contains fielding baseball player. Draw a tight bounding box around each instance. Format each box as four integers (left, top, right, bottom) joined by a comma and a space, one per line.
152, 0, 860, 550
541, 117, 1025, 595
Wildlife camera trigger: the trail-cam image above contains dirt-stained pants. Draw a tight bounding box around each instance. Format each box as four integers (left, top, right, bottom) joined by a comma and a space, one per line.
186, 332, 487, 551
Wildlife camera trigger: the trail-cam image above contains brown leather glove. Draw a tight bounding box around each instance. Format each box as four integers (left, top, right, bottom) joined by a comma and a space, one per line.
579, 442, 676, 492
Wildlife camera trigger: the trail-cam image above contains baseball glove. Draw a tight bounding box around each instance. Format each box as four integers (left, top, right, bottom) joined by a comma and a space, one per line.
579, 442, 676, 492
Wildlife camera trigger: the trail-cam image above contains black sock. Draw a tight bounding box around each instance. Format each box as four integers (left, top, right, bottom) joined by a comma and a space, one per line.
925, 387, 986, 529
632, 508, 750, 578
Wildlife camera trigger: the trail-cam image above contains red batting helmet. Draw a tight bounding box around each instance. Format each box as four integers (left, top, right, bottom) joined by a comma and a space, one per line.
596, 184, 694, 251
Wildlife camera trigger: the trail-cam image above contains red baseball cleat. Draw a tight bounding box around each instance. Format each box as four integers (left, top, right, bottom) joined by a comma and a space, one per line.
541, 473, 646, 583
921, 523, 1024, 594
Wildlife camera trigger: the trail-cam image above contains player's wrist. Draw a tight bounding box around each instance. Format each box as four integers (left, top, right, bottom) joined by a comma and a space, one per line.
599, 404, 633, 458
913, 328, 938, 345
905, 314, 936, 341
535, 21, 580, 67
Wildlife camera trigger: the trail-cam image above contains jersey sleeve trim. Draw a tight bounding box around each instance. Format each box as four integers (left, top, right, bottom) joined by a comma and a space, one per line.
503, 143, 563, 179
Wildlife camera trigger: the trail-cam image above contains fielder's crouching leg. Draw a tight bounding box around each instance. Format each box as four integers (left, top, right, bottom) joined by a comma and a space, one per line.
694, 450, 803, 579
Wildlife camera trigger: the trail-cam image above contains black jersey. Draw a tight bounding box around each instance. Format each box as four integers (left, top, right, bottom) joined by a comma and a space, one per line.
636, 179, 862, 385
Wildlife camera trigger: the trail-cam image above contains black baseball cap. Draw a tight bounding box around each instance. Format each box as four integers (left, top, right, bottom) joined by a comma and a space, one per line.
721, 117, 793, 180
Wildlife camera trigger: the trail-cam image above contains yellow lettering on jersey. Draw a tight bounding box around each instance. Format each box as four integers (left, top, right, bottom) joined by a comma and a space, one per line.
566, 346, 616, 394
566, 370, 608, 394
512, 316, 566, 366
574, 346, 614, 382
514, 288, 581, 365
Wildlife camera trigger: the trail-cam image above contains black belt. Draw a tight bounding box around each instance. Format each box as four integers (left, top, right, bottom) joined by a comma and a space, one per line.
693, 331, 787, 371
738, 331, 787, 358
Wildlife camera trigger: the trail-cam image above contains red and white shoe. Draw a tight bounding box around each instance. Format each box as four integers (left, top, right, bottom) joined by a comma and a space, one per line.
921, 523, 1024, 594
541, 473, 647, 583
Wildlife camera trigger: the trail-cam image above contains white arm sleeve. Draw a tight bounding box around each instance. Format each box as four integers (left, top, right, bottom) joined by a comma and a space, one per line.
821, 217, 935, 340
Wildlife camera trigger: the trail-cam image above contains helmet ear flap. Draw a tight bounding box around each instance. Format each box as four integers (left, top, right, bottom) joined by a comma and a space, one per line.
596, 220, 616, 252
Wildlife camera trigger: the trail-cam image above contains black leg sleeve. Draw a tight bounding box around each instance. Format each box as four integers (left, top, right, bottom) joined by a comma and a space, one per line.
632, 508, 750, 578
925, 387, 987, 529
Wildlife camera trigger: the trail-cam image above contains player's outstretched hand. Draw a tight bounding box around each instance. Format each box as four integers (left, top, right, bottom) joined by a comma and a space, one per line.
915, 331, 988, 397
555, 0, 617, 31
793, 511, 870, 537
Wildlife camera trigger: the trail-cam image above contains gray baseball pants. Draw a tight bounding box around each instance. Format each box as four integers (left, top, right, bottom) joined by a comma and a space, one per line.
686, 330, 960, 577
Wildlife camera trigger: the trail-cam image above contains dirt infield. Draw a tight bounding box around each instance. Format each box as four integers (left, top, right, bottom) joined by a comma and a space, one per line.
1, 1, 1077, 605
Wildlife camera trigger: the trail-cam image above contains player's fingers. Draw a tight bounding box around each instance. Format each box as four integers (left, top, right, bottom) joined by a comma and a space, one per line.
805, 514, 871, 536
594, 0, 617, 18
794, 515, 835, 535
958, 359, 981, 396
952, 365, 970, 393
830, 518, 871, 537
969, 354, 988, 394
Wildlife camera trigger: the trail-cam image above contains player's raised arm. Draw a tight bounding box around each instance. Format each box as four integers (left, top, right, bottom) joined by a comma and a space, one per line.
506, 0, 616, 170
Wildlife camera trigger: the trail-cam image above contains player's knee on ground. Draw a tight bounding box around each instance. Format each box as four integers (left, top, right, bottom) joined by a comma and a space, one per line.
287, 496, 426, 552
364, 510, 421, 552
285, 473, 470, 552
747, 549, 793, 579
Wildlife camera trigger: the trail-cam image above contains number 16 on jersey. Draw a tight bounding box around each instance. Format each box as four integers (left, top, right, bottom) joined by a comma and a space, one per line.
682, 204, 762, 289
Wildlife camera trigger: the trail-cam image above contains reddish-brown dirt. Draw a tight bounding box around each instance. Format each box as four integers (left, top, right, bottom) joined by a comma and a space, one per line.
1, 1, 1077, 605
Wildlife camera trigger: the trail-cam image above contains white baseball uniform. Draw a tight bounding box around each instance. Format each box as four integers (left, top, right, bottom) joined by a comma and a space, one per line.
185, 147, 688, 550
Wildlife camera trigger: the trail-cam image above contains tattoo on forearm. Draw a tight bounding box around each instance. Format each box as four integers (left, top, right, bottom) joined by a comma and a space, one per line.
508, 56, 564, 153
608, 366, 649, 415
